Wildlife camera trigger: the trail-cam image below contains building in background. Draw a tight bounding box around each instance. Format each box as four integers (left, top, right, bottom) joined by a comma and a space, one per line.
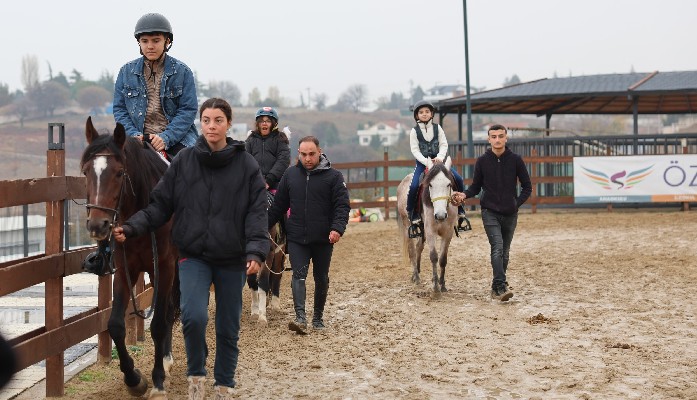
423, 84, 467, 102
357, 121, 405, 146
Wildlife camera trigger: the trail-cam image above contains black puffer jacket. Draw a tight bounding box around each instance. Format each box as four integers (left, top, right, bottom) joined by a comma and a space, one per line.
122, 135, 269, 269
268, 154, 350, 244
463, 146, 532, 216
245, 130, 290, 190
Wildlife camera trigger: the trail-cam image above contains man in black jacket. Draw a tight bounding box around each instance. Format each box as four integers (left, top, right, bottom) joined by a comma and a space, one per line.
268, 136, 350, 334
452, 124, 532, 301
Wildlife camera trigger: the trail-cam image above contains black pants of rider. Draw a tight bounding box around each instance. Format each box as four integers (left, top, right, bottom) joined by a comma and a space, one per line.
288, 241, 333, 283
481, 208, 518, 289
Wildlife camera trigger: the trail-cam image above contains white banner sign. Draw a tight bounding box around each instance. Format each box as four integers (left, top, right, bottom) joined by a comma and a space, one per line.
573, 154, 697, 203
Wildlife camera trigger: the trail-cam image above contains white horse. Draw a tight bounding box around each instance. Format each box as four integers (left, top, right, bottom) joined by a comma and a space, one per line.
397, 157, 458, 298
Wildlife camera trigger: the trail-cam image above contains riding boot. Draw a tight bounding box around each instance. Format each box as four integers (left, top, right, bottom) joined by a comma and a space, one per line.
409, 208, 421, 224
312, 281, 329, 330
288, 278, 307, 334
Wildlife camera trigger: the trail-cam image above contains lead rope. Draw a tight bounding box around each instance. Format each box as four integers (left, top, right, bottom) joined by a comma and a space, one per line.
267, 232, 292, 275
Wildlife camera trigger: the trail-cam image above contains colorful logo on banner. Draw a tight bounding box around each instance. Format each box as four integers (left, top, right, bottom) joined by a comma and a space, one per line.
581, 165, 655, 190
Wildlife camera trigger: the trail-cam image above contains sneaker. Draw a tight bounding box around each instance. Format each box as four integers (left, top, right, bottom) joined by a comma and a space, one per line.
491, 284, 513, 302
213, 385, 233, 400
187, 376, 206, 400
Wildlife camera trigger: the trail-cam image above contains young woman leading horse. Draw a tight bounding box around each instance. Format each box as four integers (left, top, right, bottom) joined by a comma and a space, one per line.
114, 98, 269, 400
82, 116, 180, 399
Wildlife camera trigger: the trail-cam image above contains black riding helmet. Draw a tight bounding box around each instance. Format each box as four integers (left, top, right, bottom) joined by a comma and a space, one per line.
134, 13, 174, 57
413, 100, 435, 122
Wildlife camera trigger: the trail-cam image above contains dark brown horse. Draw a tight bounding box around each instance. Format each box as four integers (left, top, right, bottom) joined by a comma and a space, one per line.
248, 199, 286, 324
81, 117, 179, 399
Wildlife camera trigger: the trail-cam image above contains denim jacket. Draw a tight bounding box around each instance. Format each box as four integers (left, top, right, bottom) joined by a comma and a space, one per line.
113, 55, 198, 149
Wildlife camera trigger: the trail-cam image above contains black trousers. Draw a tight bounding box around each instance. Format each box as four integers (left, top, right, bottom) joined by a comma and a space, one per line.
288, 241, 334, 284
481, 208, 518, 288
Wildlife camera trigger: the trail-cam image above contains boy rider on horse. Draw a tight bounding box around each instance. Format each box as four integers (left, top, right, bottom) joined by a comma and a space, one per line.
83, 13, 198, 276
450, 124, 532, 301
406, 100, 466, 229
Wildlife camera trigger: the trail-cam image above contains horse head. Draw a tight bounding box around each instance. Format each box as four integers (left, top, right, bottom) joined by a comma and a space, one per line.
424, 157, 454, 222
81, 117, 128, 241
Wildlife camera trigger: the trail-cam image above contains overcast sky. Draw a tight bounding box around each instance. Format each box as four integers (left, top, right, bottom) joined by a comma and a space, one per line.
1, 0, 694, 107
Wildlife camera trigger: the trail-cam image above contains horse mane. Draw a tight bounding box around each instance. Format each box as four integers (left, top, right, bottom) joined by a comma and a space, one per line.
421, 162, 455, 208
81, 135, 168, 210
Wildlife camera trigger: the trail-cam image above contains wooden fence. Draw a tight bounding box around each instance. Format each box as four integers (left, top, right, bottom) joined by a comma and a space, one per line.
0, 143, 151, 397
334, 146, 691, 219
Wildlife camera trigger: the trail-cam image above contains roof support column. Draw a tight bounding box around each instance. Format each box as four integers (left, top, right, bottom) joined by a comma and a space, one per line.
458, 107, 463, 141
463, 0, 474, 159
633, 96, 639, 154
545, 113, 552, 137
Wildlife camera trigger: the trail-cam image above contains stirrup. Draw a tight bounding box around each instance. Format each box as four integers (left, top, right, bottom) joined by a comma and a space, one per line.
457, 216, 472, 232
408, 221, 424, 238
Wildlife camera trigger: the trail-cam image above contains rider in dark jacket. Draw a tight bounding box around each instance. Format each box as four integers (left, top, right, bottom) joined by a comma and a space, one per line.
267, 136, 350, 334
245, 107, 291, 191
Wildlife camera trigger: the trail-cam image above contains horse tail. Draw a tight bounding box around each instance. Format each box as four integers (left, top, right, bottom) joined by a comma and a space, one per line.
171, 261, 182, 325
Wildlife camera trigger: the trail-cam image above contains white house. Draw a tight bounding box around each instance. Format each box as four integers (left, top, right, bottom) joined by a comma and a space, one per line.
357, 121, 405, 146
423, 85, 467, 102
0, 215, 45, 261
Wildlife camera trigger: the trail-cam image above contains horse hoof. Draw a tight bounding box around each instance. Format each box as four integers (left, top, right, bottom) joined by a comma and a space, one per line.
126, 369, 149, 397
270, 297, 281, 311
163, 355, 174, 377
257, 316, 268, 325
430, 290, 442, 300
251, 313, 259, 321
441, 286, 448, 293
148, 388, 167, 399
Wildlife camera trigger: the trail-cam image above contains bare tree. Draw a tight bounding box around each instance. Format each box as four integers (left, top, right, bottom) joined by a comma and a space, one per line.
267, 86, 281, 103
208, 80, 241, 106
312, 93, 328, 111
0, 82, 11, 108
21, 54, 39, 91
340, 84, 369, 113
77, 86, 111, 111
1, 96, 33, 127
247, 87, 261, 107
30, 81, 70, 117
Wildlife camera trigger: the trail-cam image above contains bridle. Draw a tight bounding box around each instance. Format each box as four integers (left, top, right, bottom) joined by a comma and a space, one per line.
84, 152, 158, 320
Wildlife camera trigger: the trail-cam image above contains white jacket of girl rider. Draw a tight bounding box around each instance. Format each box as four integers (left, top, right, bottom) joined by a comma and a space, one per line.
409, 120, 449, 165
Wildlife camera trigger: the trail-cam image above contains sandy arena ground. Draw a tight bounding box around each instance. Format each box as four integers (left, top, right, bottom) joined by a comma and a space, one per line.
58, 210, 697, 399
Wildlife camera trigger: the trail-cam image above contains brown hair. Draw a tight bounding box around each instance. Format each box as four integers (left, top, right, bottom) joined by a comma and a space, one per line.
199, 98, 232, 122
299, 135, 320, 147
488, 124, 507, 135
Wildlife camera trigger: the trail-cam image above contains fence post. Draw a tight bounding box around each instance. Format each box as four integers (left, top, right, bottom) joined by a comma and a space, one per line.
531, 149, 537, 214
684, 146, 690, 211
383, 149, 389, 220
98, 274, 113, 363
46, 123, 65, 397
606, 147, 612, 213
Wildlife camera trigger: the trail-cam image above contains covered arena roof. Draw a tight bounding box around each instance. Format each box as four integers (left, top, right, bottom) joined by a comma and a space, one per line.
435, 71, 697, 116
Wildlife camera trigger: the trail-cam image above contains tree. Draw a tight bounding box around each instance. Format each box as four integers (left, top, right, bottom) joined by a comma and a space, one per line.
51, 72, 70, 89
411, 85, 424, 103
374, 96, 390, 110
71, 80, 98, 100
77, 85, 111, 111
194, 70, 207, 97
339, 84, 369, 113
311, 121, 340, 146
247, 87, 261, 107
208, 80, 241, 106
2, 96, 33, 127
389, 92, 408, 109
0, 82, 11, 108
502, 74, 521, 87
267, 86, 280, 103
21, 54, 39, 91
312, 93, 328, 111
70, 68, 84, 85
97, 70, 115, 96
369, 134, 383, 150
31, 81, 69, 117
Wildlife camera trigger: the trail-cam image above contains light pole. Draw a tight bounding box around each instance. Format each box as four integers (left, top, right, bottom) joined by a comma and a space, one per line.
307, 87, 311, 110
463, 0, 473, 159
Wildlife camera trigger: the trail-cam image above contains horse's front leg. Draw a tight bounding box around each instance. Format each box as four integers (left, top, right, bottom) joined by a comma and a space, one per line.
269, 248, 284, 312
109, 272, 149, 396
149, 277, 173, 397
406, 220, 422, 285
256, 259, 271, 325
438, 232, 454, 293
425, 231, 441, 298
247, 274, 260, 321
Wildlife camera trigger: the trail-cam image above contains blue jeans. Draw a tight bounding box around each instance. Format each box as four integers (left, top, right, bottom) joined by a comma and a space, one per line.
406, 161, 465, 212
178, 258, 246, 387
481, 209, 518, 288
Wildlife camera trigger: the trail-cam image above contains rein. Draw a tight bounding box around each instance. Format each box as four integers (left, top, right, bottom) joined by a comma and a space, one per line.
84, 152, 159, 320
